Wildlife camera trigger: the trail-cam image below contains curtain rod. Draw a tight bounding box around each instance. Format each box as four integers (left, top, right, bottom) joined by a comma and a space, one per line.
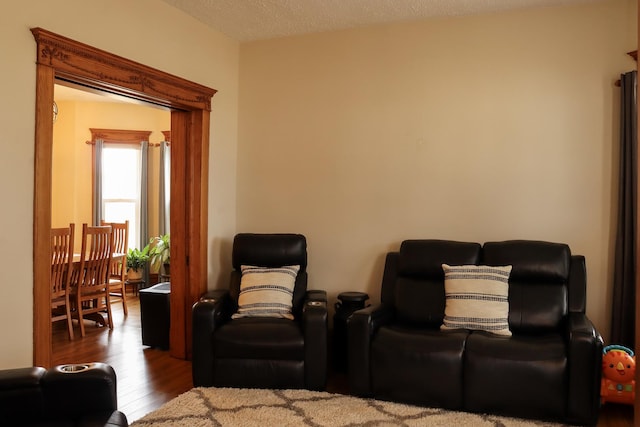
85, 141, 170, 146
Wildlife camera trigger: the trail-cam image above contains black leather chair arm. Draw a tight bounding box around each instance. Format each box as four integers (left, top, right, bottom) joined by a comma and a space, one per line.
192, 290, 233, 387
305, 289, 327, 304
197, 289, 233, 306
0, 367, 47, 422
302, 290, 328, 390
0, 363, 127, 426
347, 303, 395, 396
565, 312, 603, 426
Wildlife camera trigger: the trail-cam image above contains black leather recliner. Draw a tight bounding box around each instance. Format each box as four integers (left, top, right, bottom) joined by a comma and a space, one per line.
192, 233, 328, 390
0, 362, 128, 426
348, 239, 603, 426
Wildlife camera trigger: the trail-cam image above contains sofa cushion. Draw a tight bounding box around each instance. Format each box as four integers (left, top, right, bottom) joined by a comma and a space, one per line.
232, 265, 299, 320
464, 331, 567, 420
482, 240, 570, 282
397, 240, 481, 278
394, 240, 481, 326
441, 264, 512, 336
483, 241, 570, 331
394, 277, 446, 326
213, 359, 305, 389
215, 317, 304, 360
371, 325, 469, 409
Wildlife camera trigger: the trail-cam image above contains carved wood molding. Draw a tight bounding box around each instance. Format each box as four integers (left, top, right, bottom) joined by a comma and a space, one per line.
33, 28, 210, 367
31, 28, 217, 111
162, 130, 171, 142
88, 128, 153, 145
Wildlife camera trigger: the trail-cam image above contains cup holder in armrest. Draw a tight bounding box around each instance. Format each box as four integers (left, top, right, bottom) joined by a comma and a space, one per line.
55, 363, 95, 373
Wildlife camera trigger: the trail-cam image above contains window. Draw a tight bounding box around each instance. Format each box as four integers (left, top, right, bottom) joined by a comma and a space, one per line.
90, 128, 152, 251
102, 144, 142, 249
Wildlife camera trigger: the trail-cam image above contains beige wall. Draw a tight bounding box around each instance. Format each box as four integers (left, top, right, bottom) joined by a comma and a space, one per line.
0, 0, 239, 368
238, 0, 637, 340
1, 0, 635, 369
52, 99, 170, 249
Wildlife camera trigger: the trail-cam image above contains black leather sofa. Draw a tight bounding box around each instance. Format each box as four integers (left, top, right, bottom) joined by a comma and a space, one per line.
348, 239, 603, 426
192, 233, 328, 390
0, 362, 128, 426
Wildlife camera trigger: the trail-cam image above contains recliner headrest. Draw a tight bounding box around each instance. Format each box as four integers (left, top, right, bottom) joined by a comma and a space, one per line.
482, 240, 570, 282
232, 233, 307, 271
397, 240, 481, 278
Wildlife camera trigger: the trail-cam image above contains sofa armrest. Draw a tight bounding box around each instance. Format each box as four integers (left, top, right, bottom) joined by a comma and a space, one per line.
0, 367, 47, 422
305, 289, 327, 304
192, 290, 233, 387
565, 312, 603, 425
347, 303, 394, 396
0, 363, 126, 426
43, 363, 120, 419
303, 290, 328, 390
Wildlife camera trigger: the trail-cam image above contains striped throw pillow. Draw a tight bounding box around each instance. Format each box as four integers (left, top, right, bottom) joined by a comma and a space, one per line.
232, 265, 300, 320
441, 264, 512, 336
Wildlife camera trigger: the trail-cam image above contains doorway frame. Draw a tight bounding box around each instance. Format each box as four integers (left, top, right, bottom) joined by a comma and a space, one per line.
32, 28, 216, 366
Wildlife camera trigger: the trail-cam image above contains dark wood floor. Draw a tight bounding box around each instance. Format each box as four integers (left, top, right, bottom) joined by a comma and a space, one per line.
52, 295, 633, 426
52, 295, 192, 422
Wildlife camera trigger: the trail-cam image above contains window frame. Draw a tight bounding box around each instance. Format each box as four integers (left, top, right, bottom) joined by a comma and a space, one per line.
90, 129, 150, 250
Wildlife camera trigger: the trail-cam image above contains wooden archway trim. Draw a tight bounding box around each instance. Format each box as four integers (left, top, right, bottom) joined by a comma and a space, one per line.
32, 28, 216, 367
31, 28, 216, 111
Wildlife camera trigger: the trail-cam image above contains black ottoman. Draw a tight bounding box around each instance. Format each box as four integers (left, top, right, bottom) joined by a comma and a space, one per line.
139, 282, 170, 349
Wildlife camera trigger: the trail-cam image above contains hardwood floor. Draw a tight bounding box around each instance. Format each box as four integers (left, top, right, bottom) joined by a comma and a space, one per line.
598, 404, 634, 427
52, 297, 633, 426
52, 295, 192, 423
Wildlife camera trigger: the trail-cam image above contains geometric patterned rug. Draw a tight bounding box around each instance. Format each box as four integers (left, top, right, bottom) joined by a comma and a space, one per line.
130, 387, 568, 427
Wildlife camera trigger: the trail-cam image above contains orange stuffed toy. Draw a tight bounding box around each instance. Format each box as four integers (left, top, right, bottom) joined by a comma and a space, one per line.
601, 344, 635, 405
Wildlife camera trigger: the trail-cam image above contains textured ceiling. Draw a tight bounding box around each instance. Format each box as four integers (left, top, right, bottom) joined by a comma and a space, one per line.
159, 0, 600, 42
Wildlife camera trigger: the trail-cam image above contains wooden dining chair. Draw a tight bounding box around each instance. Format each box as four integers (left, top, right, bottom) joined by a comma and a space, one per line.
101, 220, 129, 316
50, 223, 75, 340
70, 224, 114, 337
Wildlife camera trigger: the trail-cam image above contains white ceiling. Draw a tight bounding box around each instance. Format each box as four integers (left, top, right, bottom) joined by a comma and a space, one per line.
55, 84, 112, 102
159, 0, 601, 42
55, 83, 158, 105
56, 0, 601, 102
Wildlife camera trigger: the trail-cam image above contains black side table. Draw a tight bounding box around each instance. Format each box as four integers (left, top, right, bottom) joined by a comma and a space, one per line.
139, 282, 171, 350
333, 291, 369, 373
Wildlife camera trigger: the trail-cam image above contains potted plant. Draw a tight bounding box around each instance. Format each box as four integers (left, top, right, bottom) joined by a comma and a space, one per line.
126, 246, 150, 281
149, 233, 170, 278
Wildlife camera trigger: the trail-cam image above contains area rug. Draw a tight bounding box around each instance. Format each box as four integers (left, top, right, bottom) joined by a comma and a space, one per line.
130, 387, 568, 427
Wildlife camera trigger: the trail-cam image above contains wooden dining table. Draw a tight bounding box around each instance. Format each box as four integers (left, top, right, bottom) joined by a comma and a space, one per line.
71, 252, 125, 265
